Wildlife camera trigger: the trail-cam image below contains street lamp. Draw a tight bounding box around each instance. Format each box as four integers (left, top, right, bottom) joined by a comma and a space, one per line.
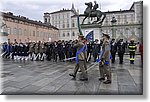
111, 15, 117, 39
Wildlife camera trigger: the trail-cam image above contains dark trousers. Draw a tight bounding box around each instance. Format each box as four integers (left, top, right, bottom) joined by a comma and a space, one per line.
129, 51, 135, 64
93, 53, 99, 62
58, 51, 62, 60
40, 53, 44, 61
46, 52, 52, 61
53, 52, 57, 62
61, 52, 65, 60
118, 52, 124, 64
111, 52, 116, 63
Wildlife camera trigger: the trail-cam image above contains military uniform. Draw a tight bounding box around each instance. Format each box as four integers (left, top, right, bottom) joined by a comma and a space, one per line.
99, 33, 111, 84
45, 42, 52, 61
52, 42, 58, 62
39, 43, 45, 61
110, 39, 117, 63
117, 39, 126, 64
29, 43, 35, 60
128, 39, 137, 64
92, 40, 100, 62
34, 43, 39, 61
69, 37, 88, 81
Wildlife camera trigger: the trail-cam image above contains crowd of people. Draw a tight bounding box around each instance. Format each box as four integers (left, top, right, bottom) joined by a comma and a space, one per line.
1, 37, 140, 64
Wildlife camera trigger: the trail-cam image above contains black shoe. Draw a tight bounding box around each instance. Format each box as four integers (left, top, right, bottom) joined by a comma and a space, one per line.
80, 78, 88, 81
78, 70, 81, 72
99, 77, 105, 81
69, 74, 76, 78
103, 80, 111, 84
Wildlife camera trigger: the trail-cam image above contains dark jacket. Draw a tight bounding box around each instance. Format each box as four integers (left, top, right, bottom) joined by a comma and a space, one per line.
117, 41, 126, 53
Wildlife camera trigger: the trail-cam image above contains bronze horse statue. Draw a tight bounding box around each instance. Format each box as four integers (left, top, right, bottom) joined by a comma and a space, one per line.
82, 2, 106, 24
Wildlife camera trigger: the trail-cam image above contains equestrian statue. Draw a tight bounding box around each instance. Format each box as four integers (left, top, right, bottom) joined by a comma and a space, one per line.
82, 1, 106, 24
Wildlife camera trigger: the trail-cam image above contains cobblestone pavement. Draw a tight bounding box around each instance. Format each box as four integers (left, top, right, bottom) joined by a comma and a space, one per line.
0, 55, 143, 95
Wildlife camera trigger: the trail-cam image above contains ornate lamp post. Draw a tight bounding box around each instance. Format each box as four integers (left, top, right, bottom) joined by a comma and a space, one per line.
111, 15, 117, 39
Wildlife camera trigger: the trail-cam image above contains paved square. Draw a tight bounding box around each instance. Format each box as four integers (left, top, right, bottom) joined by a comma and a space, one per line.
0, 55, 143, 95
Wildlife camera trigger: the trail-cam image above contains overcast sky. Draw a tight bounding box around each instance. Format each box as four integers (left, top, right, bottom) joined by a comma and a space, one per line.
0, 0, 140, 22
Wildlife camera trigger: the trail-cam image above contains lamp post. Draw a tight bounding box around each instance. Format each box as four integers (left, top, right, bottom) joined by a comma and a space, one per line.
111, 15, 117, 39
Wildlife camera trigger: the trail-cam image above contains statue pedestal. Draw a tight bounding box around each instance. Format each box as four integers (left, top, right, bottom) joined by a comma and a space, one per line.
80, 24, 103, 42
81, 24, 102, 28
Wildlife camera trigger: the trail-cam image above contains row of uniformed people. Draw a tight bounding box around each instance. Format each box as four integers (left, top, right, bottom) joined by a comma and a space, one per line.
1, 39, 104, 62
110, 38, 137, 64
1, 38, 137, 63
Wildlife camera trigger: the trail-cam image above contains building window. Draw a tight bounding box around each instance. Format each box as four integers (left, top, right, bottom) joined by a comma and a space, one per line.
40, 32, 42, 37
36, 31, 39, 37
117, 15, 120, 23
19, 28, 22, 35
124, 15, 127, 23
45, 18, 47, 23
63, 23, 65, 28
33, 31, 35, 36
67, 23, 69, 28
13, 28, 17, 34
59, 14, 60, 19
72, 32, 75, 36
29, 30, 32, 36
3, 27, 7, 33
24, 29, 26, 36
72, 22, 75, 27
67, 32, 70, 37
7, 27, 11, 34
131, 14, 134, 22
63, 33, 65, 37
67, 13, 69, 18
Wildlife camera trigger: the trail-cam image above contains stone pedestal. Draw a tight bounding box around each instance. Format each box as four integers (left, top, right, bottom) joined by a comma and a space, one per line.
81, 24, 103, 42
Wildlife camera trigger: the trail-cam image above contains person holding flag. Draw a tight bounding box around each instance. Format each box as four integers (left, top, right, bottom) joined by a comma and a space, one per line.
69, 35, 88, 81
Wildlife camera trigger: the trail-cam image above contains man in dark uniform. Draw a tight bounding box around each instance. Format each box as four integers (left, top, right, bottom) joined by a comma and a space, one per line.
29, 42, 35, 61
61, 41, 66, 61
57, 40, 63, 61
68, 40, 73, 62
128, 39, 137, 64
39, 42, 46, 61
110, 39, 117, 63
87, 41, 92, 62
45, 42, 52, 61
34, 42, 40, 61
117, 39, 126, 64
92, 39, 100, 62
52, 41, 58, 62
22, 42, 29, 60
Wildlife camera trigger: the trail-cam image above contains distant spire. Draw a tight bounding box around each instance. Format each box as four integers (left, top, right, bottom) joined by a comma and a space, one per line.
71, 3, 76, 14
71, 3, 75, 10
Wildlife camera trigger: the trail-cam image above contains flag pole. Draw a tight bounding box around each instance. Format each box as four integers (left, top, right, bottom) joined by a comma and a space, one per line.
77, 16, 83, 35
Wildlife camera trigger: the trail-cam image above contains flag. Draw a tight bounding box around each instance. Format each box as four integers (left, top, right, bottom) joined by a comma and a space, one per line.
85, 30, 94, 42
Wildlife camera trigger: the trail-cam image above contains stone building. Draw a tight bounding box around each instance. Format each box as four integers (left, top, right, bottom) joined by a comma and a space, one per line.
1, 12, 59, 43
44, 1, 143, 42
